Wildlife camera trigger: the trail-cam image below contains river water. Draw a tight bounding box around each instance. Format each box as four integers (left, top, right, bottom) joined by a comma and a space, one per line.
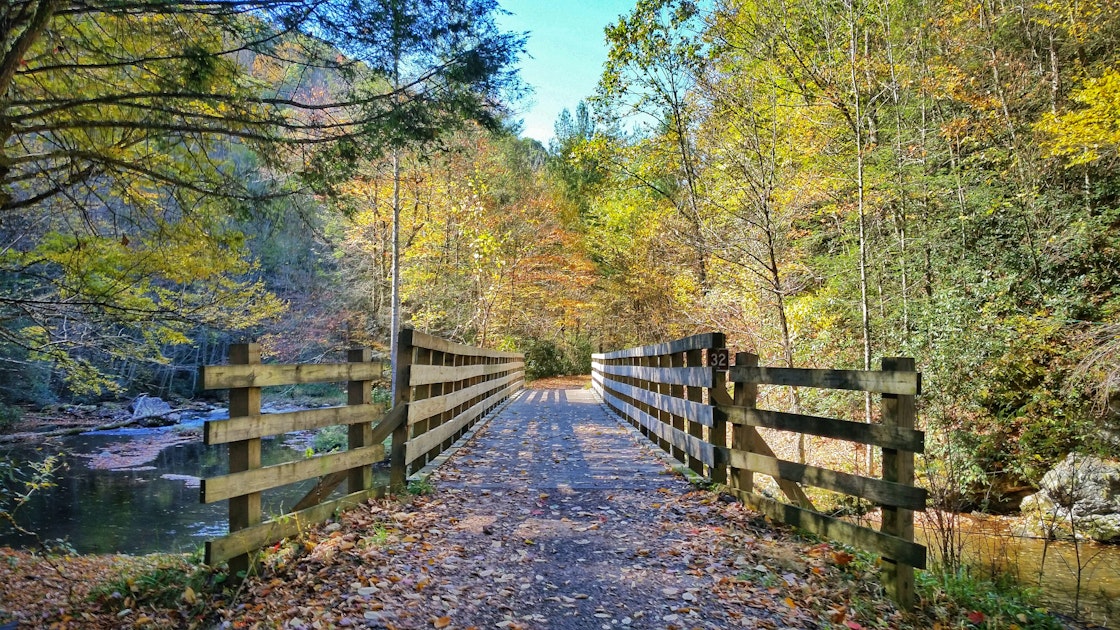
0, 410, 354, 554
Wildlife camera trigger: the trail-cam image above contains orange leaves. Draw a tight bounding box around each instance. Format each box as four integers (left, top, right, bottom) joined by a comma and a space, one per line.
433, 615, 452, 628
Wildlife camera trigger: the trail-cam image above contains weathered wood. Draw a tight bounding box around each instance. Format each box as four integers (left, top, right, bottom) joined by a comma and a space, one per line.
348, 348, 374, 493
205, 404, 389, 445
723, 449, 927, 510
731, 352, 757, 494
726, 487, 926, 569
206, 485, 387, 565
600, 390, 715, 467
391, 330, 414, 491
405, 380, 521, 465
716, 406, 925, 452
202, 444, 386, 504
601, 378, 714, 427
593, 333, 723, 360
291, 470, 348, 512
597, 364, 714, 388
370, 403, 407, 446
709, 386, 815, 510
709, 347, 729, 484
729, 365, 921, 395
881, 357, 918, 607
408, 372, 521, 425
669, 352, 686, 462
406, 329, 523, 359
409, 361, 524, 387
226, 343, 261, 577
685, 349, 706, 476
201, 361, 387, 390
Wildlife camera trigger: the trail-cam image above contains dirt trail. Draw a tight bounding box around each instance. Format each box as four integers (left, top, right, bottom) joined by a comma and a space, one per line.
220, 387, 886, 629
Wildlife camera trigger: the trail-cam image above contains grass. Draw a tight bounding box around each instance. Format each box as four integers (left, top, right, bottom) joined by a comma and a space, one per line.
916, 567, 1063, 629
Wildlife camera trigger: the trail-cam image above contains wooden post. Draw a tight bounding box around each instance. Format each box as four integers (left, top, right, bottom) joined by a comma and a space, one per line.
881, 357, 917, 608
708, 333, 728, 484
227, 343, 261, 578
731, 352, 758, 494
391, 328, 414, 492
685, 349, 705, 476
669, 351, 686, 464
347, 348, 373, 493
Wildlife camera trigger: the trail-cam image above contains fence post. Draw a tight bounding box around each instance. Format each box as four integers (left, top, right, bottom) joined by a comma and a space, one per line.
227, 342, 261, 577
881, 357, 917, 608
684, 348, 705, 477
707, 333, 728, 484
731, 352, 758, 494
347, 348, 374, 493
391, 329, 414, 492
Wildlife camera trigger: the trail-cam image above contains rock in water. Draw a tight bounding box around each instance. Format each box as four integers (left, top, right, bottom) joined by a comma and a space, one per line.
1020, 453, 1120, 542
129, 395, 174, 426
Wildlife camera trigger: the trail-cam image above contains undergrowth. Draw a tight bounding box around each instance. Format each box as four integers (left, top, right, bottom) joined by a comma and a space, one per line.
89, 551, 228, 620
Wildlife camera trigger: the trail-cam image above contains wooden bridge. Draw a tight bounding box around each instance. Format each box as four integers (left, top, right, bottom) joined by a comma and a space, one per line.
198, 329, 925, 626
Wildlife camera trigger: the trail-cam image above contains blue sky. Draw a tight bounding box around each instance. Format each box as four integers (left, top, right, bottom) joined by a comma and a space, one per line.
498, 0, 637, 146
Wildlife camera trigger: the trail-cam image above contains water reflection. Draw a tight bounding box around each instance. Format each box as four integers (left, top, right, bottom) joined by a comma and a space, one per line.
920, 518, 1120, 627
0, 413, 361, 555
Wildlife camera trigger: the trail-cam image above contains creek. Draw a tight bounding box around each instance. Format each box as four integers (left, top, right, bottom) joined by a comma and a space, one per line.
919, 517, 1120, 628
0, 409, 374, 555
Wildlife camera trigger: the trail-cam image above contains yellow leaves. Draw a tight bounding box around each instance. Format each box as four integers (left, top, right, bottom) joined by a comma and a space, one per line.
1037, 69, 1120, 166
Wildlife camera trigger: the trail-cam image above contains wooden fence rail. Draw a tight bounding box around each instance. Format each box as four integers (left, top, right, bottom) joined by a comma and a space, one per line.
199, 329, 524, 575
592, 336, 926, 608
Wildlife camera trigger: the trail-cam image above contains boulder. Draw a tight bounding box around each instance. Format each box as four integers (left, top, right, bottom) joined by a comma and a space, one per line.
129, 395, 175, 426
1019, 453, 1120, 542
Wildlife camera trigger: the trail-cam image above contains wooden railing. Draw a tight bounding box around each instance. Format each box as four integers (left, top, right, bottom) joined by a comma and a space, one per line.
395, 329, 525, 480
199, 329, 524, 574
593, 335, 926, 607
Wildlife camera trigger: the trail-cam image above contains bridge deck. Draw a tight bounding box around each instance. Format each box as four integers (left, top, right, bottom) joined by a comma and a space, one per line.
230, 387, 872, 629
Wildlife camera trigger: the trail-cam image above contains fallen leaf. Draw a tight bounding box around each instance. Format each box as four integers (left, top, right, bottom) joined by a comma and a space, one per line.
433, 615, 451, 628
967, 611, 985, 624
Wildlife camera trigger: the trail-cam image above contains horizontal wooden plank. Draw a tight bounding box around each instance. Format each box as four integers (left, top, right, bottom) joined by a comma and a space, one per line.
724, 449, 927, 510
408, 372, 521, 424
594, 333, 724, 360
406, 380, 522, 464
201, 444, 385, 503
206, 485, 387, 565
601, 390, 715, 467
717, 406, 925, 453
729, 366, 921, 395
201, 362, 387, 390
726, 487, 926, 569
405, 329, 523, 359
409, 361, 525, 387
205, 403, 389, 445
602, 378, 714, 427
596, 364, 713, 388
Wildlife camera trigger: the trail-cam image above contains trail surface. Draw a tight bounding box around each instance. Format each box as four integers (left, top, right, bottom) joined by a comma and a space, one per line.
220, 387, 888, 629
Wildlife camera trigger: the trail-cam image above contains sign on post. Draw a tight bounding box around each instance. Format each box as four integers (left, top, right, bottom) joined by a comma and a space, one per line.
708, 348, 730, 371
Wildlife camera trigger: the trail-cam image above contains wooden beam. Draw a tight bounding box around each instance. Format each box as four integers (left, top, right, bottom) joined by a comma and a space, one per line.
291, 470, 348, 512
600, 390, 715, 467
881, 357, 918, 608
226, 342, 261, 578
593, 333, 722, 360
709, 386, 815, 510
716, 406, 925, 452
201, 361, 387, 390
408, 372, 521, 425
601, 378, 714, 427
201, 445, 385, 504
409, 361, 524, 387
405, 329, 523, 359
206, 485, 387, 565
205, 404, 388, 445
597, 364, 713, 388
723, 449, 927, 510
726, 487, 926, 569
405, 380, 521, 465
729, 365, 921, 395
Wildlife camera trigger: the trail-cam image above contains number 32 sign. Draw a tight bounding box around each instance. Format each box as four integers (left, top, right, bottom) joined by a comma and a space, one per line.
708, 348, 730, 371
